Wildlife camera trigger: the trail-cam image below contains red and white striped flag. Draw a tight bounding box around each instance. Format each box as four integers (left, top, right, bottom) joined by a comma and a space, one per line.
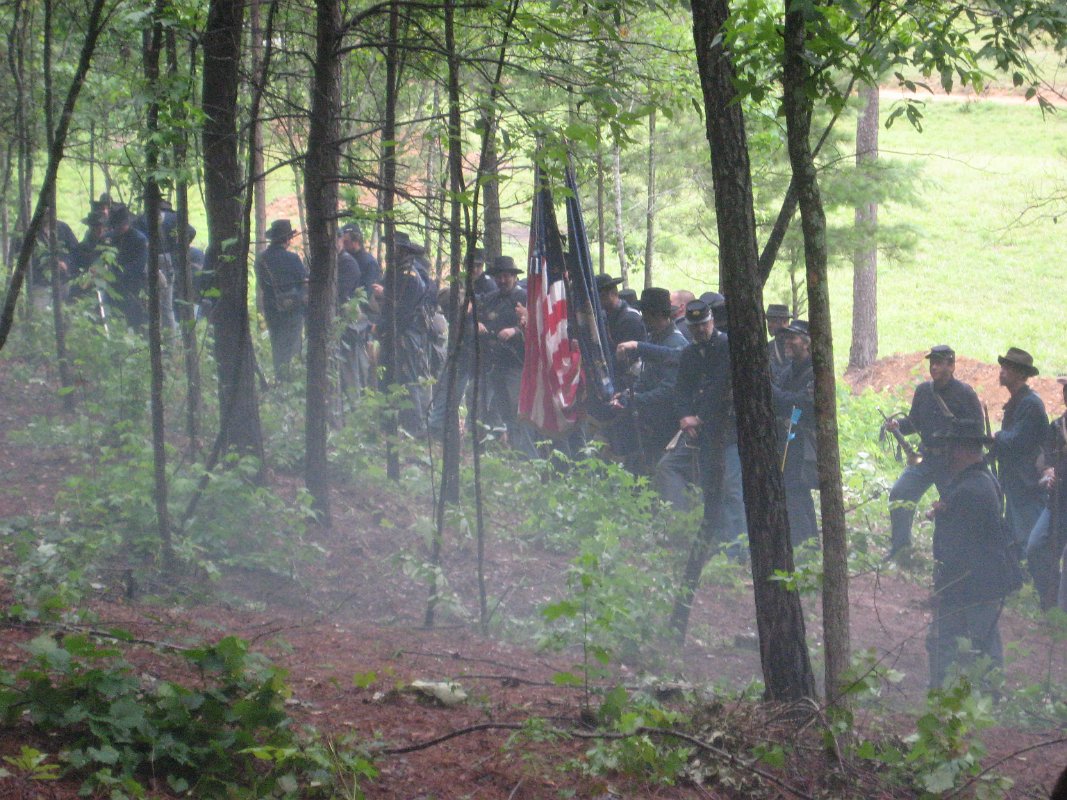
519, 170, 582, 433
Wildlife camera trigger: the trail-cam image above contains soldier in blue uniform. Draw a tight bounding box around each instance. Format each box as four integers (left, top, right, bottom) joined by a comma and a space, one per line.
380, 233, 433, 433
478, 256, 534, 456
673, 299, 739, 554
771, 320, 818, 547
883, 345, 983, 557
108, 206, 149, 330
612, 287, 688, 476
992, 347, 1048, 554
596, 273, 646, 354
255, 219, 307, 381
926, 418, 1019, 688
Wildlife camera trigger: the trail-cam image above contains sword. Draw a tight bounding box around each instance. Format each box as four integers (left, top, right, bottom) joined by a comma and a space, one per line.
781, 406, 802, 472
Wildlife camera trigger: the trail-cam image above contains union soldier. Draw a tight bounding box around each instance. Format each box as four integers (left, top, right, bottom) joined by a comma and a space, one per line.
468, 247, 495, 297
673, 299, 742, 554
612, 287, 688, 475
670, 289, 695, 342
1026, 376, 1067, 610
883, 345, 982, 557
926, 418, 1019, 688
766, 303, 791, 381
338, 223, 383, 300
771, 319, 818, 546
9, 208, 79, 308
596, 273, 646, 353
478, 255, 535, 456
255, 219, 308, 381
108, 205, 149, 330
991, 347, 1047, 551
380, 233, 433, 433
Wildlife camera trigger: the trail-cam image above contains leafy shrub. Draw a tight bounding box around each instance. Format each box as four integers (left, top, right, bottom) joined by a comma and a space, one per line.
0, 633, 376, 798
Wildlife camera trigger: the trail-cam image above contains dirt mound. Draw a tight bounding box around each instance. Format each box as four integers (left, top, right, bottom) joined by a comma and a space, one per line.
845, 352, 1064, 423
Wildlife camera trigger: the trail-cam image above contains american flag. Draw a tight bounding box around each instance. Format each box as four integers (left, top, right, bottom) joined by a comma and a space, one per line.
519, 164, 582, 433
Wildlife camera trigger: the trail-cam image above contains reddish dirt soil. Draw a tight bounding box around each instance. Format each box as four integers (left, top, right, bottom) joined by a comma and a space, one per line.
1, 353, 1066, 798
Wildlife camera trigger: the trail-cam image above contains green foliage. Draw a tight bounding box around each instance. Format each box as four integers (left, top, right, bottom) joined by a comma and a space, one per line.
0, 633, 376, 798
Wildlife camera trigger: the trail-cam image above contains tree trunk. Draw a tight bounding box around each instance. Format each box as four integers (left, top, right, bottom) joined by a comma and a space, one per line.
250, 0, 268, 257
167, 28, 202, 456
611, 140, 626, 281
304, 0, 342, 524
690, 0, 816, 703
849, 84, 879, 371
782, 1, 850, 710
42, 0, 74, 414
382, 0, 400, 481
644, 104, 656, 289
481, 108, 502, 264
143, 0, 175, 570
596, 130, 606, 275
426, 0, 465, 628
0, 0, 107, 351
202, 0, 265, 469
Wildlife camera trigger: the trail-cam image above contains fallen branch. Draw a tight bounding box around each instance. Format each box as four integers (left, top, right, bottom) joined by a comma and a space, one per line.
381, 719, 815, 799
943, 735, 1067, 800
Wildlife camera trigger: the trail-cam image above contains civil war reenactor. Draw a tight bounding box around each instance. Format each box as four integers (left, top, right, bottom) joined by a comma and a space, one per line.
771, 319, 818, 547
478, 255, 535, 456
673, 298, 740, 555
596, 273, 646, 355
9, 206, 80, 309
926, 418, 1020, 688
255, 219, 308, 381
612, 287, 689, 476
336, 226, 367, 397
882, 345, 982, 558
991, 347, 1047, 556
380, 233, 434, 434
338, 223, 383, 301
1025, 375, 1067, 610
136, 198, 195, 331
766, 303, 791, 381
469, 247, 495, 297
108, 205, 149, 330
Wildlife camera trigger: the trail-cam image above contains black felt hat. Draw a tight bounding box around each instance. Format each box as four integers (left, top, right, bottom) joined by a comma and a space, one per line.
595, 273, 623, 291
267, 219, 297, 242
784, 319, 810, 337
932, 418, 993, 446
109, 206, 131, 229
486, 255, 523, 275
684, 299, 713, 326
925, 344, 955, 361
394, 232, 426, 256
998, 347, 1039, 377
766, 303, 790, 319
640, 287, 672, 317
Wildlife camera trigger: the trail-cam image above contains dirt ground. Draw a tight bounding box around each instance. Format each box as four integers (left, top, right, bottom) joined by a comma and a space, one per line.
1, 353, 1067, 799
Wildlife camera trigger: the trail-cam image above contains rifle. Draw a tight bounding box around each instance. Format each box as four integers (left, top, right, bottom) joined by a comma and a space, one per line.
878, 408, 922, 466
781, 406, 802, 472
95, 288, 110, 338
982, 402, 999, 482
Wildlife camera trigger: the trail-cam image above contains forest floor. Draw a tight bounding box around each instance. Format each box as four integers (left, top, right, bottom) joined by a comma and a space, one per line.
1, 353, 1066, 799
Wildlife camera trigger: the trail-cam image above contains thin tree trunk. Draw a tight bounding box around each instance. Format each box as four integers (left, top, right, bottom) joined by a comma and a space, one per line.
690, 0, 816, 703
304, 0, 342, 524
644, 105, 656, 289
0, 0, 108, 351
382, 0, 400, 481
202, 0, 265, 468
250, 0, 268, 257
43, 0, 74, 413
849, 84, 879, 371
167, 27, 201, 456
481, 109, 502, 264
596, 130, 605, 275
426, 0, 465, 628
611, 140, 626, 281
782, 0, 850, 711
143, 0, 174, 570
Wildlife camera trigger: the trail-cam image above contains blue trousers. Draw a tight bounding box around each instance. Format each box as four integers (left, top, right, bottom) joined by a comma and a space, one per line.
926, 597, 1004, 689
888, 459, 945, 553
